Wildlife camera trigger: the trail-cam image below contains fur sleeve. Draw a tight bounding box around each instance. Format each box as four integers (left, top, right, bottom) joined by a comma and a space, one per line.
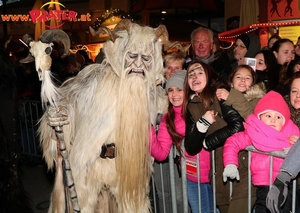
38, 113, 58, 169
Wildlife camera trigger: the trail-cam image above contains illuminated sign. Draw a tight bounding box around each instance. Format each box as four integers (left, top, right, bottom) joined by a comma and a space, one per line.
1, 1, 91, 29
279, 26, 300, 44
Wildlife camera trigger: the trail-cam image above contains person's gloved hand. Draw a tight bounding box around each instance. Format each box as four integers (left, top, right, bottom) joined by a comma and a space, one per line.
223, 164, 240, 182
266, 172, 291, 213
47, 105, 69, 127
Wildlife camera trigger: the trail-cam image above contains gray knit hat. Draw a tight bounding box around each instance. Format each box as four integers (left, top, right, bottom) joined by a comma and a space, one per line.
165, 70, 187, 91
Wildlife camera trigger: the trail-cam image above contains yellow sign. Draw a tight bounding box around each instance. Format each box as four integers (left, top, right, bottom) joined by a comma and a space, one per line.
279, 26, 300, 44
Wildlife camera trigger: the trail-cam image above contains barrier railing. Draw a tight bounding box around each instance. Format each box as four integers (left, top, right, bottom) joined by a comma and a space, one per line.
17, 100, 298, 212
151, 143, 298, 213
244, 145, 297, 213
18, 99, 43, 158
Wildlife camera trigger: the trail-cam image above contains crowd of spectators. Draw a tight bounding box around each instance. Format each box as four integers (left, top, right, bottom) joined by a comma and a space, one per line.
2, 23, 300, 213
152, 28, 300, 213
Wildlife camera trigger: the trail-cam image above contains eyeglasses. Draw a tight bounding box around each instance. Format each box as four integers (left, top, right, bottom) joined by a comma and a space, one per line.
233, 44, 246, 50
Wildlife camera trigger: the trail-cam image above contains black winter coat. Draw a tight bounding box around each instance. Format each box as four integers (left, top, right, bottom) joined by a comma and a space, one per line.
184, 100, 244, 155
184, 98, 250, 207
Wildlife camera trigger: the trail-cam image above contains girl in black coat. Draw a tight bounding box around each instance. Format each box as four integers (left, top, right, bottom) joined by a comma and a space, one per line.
183, 60, 245, 213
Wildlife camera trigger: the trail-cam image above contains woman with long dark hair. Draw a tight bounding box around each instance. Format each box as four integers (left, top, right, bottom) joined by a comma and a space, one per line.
183, 60, 244, 213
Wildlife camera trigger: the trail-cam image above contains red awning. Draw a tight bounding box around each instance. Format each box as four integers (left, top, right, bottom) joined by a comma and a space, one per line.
218, 21, 300, 42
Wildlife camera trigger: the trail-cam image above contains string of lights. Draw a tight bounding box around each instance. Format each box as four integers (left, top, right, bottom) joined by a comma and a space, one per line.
218, 21, 300, 41
218, 27, 258, 40
90, 8, 132, 30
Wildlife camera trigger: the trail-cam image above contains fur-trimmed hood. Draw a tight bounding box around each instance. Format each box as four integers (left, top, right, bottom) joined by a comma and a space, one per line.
285, 95, 300, 128
244, 81, 266, 102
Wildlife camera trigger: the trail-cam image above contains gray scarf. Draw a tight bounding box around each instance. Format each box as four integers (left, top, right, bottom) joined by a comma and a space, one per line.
193, 51, 215, 64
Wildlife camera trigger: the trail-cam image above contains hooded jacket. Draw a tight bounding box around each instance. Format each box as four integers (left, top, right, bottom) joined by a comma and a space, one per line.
231, 33, 261, 70
223, 91, 300, 186
244, 33, 261, 58
192, 49, 231, 82
226, 82, 266, 120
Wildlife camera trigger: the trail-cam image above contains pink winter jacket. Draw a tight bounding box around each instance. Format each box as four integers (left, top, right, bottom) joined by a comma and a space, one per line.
151, 106, 211, 183
223, 114, 300, 186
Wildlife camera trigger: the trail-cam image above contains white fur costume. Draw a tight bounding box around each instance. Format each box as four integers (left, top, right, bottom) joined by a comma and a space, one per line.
38, 20, 169, 213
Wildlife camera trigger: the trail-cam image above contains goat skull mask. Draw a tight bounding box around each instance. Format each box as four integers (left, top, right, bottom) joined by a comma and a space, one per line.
20, 29, 70, 81
29, 41, 53, 81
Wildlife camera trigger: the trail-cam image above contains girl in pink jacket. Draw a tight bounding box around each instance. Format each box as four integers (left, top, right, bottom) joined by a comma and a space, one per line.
151, 70, 212, 213
223, 91, 300, 213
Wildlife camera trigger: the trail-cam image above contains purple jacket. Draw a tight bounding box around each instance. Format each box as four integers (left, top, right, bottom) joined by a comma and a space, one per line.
151, 106, 211, 183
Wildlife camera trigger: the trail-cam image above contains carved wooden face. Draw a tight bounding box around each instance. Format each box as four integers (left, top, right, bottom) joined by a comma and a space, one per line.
104, 22, 164, 84
124, 42, 153, 79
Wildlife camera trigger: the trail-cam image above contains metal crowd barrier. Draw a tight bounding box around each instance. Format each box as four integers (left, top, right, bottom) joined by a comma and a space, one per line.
17, 101, 298, 212
18, 99, 43, 158
150, 144, 298, 213
245, 145, 298, 213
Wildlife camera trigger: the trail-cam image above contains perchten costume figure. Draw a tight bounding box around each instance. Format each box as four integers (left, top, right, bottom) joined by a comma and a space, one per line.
23, 19, 169, 213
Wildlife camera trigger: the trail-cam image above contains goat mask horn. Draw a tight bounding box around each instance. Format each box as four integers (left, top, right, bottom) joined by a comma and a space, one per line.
114, 19, 132, 33
19, 54, 35, 64
89, 26, 115, 42
22, 34, 34, 46
89, 19, 134, 43
155, 25, 170, 48
19, 34, 35, 63
39, 29, 70, 58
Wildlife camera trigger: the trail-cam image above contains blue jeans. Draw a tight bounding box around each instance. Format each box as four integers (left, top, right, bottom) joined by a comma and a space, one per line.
187, 180, 214, 213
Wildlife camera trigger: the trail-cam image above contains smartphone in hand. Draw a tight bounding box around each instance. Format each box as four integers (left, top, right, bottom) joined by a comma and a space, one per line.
238, 57, 257, 71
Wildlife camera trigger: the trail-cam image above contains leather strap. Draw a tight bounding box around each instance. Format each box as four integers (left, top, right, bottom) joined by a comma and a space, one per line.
100, 143, 115, 159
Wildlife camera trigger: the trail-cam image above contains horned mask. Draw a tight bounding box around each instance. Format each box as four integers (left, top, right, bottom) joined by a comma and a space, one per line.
20, 29, 70, 81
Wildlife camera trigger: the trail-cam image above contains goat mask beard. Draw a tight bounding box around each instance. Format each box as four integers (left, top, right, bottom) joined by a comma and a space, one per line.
114, 71, 153, 211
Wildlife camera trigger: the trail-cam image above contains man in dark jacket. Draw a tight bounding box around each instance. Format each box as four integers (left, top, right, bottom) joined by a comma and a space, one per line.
190, 27, 232, 82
